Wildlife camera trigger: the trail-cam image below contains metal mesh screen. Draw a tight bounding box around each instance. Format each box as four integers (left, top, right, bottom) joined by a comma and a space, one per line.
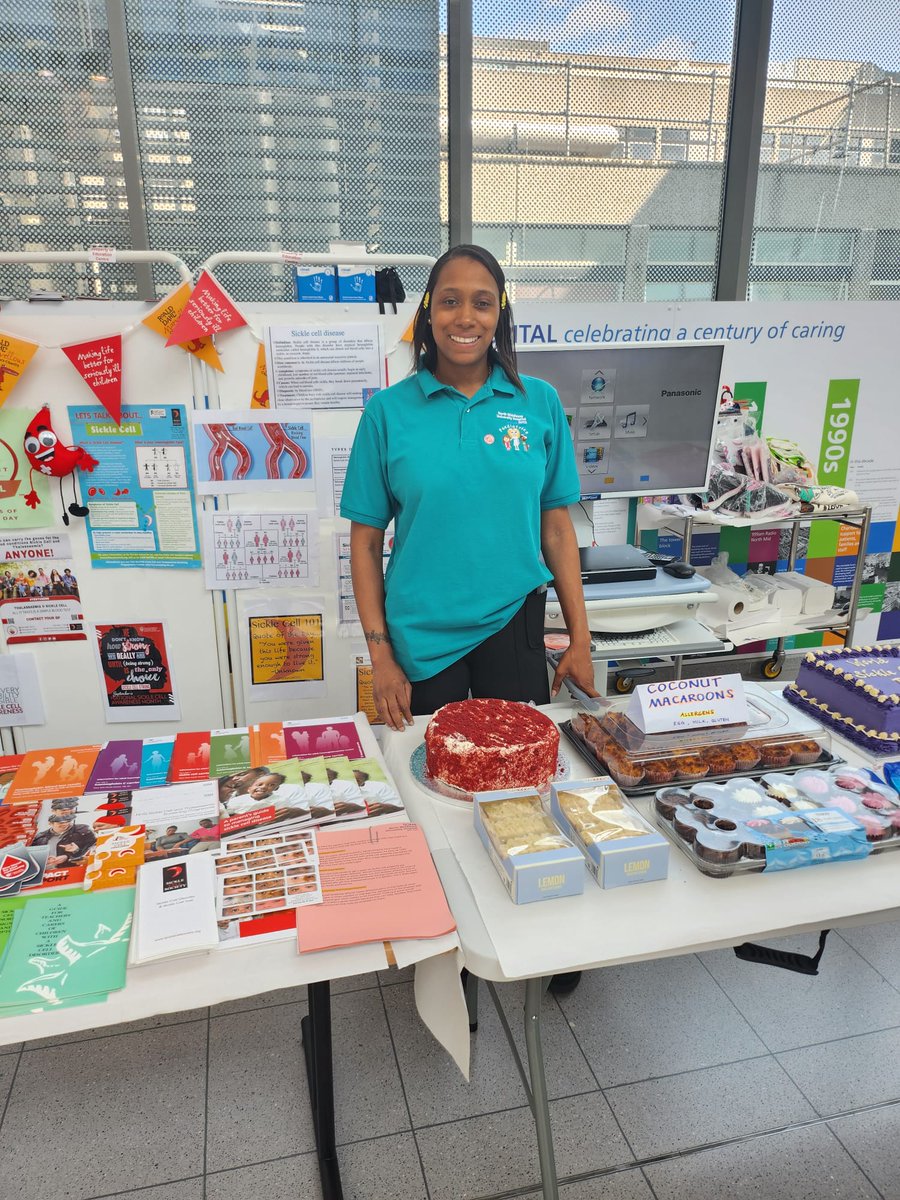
749, 2, 900, 301
1, 1, 442, 301
0, 1, 148, 298
126, 0, 442, 299
469, 0, 736, 302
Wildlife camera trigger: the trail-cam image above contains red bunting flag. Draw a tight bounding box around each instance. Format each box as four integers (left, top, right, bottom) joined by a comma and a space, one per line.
165, 271, 246, 346
62, 334, 123, 424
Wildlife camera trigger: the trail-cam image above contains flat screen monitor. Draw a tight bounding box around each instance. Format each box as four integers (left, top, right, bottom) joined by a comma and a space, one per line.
516, 343, 724, 500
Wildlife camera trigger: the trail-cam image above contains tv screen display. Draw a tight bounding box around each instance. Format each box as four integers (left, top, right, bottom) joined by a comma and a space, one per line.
517, 343, 724, 500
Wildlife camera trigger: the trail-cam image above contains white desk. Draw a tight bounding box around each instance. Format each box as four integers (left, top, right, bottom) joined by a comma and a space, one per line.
382, 698, 900, 1200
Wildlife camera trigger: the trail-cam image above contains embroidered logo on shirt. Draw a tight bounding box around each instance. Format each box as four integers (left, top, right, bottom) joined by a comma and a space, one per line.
483, 434, 495, 445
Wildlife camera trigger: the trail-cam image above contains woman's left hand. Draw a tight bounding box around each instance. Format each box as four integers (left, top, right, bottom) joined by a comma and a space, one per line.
550, 640, 600, 699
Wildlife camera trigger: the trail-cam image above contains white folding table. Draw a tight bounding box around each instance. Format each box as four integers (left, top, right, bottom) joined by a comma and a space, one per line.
382, 699, 900, 1200
0, 713, 466, 1200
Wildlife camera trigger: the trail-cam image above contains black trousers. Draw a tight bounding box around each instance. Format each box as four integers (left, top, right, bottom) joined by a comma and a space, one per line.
410, 590, 550, 715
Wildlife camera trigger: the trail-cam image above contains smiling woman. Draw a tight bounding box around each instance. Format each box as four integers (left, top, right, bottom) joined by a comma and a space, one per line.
340, 243, 599, 731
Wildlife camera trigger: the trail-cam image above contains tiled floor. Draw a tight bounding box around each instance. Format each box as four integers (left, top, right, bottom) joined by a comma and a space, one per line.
1, 922, 899, 1200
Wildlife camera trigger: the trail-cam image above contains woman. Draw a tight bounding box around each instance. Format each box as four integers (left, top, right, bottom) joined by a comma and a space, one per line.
341, 244, 597, 730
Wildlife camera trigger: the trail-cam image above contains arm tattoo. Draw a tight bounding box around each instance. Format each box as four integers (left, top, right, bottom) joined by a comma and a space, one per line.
364, 629, 392, 646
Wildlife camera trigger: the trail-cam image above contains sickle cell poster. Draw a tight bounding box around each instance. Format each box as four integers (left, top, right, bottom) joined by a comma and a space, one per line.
67, 405, 200, 570
92, 621, 181, 723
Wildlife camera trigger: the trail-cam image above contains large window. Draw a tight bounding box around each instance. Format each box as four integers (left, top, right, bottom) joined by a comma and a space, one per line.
469, 0, 735, 302
749, 0, 900, 301
1, 1, 443, 299
2, 1, 899, 302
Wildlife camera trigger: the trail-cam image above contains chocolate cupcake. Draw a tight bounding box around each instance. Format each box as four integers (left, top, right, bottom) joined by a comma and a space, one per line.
674, 754, 709, 781
654, 787, 691, 821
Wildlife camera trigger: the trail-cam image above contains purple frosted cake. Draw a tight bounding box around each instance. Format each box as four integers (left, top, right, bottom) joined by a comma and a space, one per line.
784, 644, 900, 753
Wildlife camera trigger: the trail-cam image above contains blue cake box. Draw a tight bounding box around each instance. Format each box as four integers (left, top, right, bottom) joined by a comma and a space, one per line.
550, 777, 669, 888
473, 788, 584, 904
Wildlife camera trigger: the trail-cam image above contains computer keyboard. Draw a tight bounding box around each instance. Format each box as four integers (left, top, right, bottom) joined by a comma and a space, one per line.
589, 626, 681, 655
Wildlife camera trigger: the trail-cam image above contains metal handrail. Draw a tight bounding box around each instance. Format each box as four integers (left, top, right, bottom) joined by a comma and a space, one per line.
202, 251, 436, 274
0, 249, 192, 286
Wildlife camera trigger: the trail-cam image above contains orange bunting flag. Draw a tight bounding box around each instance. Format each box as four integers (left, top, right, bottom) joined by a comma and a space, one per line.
142, 284, 223, 372
250, 344, 269, 408
61, 335, 123, 424
400, 314, 415, 343
0, 331, 39, 407
165, 271, 246, 346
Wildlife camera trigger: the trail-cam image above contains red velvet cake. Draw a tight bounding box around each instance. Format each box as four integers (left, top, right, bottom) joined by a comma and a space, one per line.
424, 698, 560, 794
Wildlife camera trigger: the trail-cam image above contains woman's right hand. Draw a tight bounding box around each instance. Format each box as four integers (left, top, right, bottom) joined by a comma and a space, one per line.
373, 659, 414, 731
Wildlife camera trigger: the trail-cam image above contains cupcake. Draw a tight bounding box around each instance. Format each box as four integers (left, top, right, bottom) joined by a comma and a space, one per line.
643, 757, 677, 785
604, 750, 644, 789
759, 742, 792, 768
703, 749, 737, 777
655, 788, 691, 821
732, 742, 761, 770
674, 754, 709, 781
789, 739, 822, 765
833, 771, 867, 793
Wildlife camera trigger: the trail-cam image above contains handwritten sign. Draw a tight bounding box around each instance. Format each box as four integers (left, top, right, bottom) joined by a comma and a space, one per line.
627, 673, 748, 734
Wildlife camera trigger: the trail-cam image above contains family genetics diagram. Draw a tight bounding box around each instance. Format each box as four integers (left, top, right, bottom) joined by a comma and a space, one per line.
204, 512, 316, 588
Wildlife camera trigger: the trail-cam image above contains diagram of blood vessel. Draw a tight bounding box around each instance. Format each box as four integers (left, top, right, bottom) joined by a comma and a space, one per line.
206, 423, 253, 481
261, 423, 307, 479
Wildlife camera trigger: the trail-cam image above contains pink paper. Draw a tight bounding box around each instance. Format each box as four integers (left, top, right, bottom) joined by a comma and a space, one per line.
296, 823, 455, 953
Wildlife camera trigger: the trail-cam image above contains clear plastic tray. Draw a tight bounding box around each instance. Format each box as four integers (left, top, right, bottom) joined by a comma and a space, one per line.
761, 765, 900, 848
561, 684, 836, 795
653, 765, 900, 878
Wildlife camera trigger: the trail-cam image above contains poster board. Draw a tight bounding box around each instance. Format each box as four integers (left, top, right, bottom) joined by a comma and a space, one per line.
0, 301, 225, 748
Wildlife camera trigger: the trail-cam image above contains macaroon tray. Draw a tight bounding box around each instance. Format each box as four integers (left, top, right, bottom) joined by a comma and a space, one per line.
651, 763, 900, 878
560, 683, 839, 797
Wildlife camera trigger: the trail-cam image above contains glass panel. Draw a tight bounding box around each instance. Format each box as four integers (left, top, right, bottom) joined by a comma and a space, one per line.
0, 1, 142, 297
0, 1, 444, 300
471, 0, 736, 301
750, 0, 900, 300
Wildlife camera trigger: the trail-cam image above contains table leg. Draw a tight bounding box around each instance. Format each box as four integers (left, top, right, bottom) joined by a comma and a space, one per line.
524, 976, 559, 1200
462, 967, 479, 1031
301, 980, 344, 1200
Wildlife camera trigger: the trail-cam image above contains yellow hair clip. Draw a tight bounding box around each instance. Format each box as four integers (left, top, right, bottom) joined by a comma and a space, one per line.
500, 291, 507, 309
422, 291, 430, 310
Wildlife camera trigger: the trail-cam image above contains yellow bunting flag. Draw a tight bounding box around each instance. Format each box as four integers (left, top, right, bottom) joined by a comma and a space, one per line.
250, 344, 269, 408
142, 284, 224, 372
0, 332, 39, 407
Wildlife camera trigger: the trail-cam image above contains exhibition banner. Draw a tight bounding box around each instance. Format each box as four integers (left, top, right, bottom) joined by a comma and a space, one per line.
512, 300, 900, 648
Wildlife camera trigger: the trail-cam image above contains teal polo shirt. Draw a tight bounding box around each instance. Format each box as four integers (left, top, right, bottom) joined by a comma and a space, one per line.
340, 364, 579, 682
